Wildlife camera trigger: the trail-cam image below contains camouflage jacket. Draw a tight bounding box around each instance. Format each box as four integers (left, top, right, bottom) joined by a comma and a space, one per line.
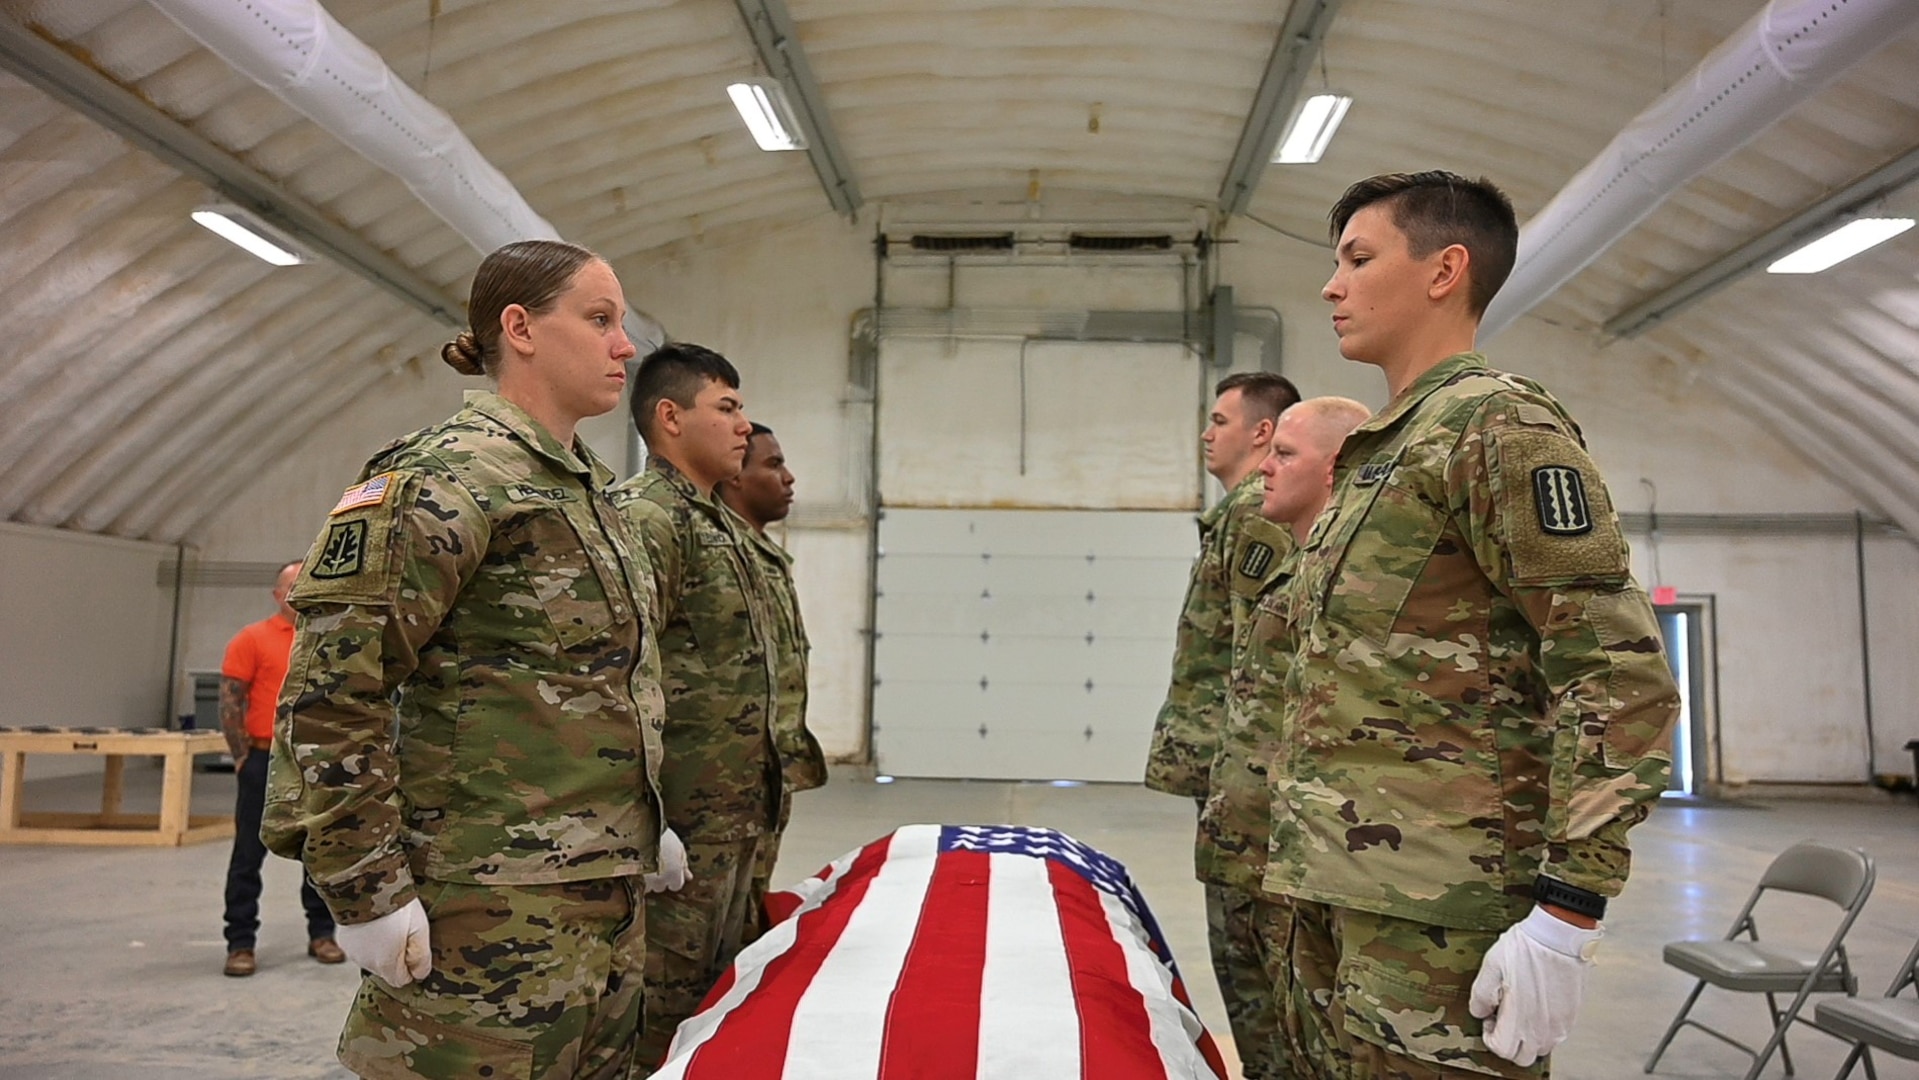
612, 458, 779, 842
1144, 471, 1267, 797
1262, 354, 1677, 932
1194, 522, 1296, 891
734, 512, 829, 823
263, 391, 667, 925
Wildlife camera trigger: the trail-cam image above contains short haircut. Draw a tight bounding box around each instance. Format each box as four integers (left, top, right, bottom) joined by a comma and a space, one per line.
1287, 396, 1373, 454
1328, 171, 1518, 316
1215, 371, 1302, 426
743, 422, 776, 466
629, 342, 740, 444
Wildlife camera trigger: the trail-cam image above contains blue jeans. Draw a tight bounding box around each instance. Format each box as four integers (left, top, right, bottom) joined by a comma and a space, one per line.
223, 747, 334, 950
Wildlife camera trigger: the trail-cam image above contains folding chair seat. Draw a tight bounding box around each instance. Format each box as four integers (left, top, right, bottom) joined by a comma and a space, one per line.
1645, 841, 1875, 1080
1817, 935, 1919, 1080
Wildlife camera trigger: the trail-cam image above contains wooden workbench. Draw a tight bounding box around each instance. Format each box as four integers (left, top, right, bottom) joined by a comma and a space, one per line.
0, 726, 235, 846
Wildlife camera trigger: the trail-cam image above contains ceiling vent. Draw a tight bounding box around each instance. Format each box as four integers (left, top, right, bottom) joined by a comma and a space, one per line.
909, 233, 1016, 252
1067, 232, 1174, 252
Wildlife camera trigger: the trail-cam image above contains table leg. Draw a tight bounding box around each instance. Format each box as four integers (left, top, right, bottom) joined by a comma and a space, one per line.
0, 749, 23, 839
101, 754, 125, 818
158, 746, 191, 845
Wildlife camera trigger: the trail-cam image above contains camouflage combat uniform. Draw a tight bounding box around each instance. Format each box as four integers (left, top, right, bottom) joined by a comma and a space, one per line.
1261, 355, 1678, 1079
732, 512, 829, 913
1195, 516, 1297, 1080
263, 390, 668, 1080
1145, 470, 1266, 797
611, 457, 780, 1069
1146, 469, 1291, 1078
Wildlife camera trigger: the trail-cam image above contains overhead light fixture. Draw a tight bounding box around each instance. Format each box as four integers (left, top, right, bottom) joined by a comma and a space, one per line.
726, 79, 808, 152
1765, 217, 1914, 274
191, 205, 306, 266
1271, 93, 1352, 164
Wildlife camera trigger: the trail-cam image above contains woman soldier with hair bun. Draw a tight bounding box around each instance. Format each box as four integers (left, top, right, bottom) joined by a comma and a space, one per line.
265, 239, 684, 1079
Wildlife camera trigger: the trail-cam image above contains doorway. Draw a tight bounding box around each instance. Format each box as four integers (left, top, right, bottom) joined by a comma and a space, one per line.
1654, 597, 1717, 796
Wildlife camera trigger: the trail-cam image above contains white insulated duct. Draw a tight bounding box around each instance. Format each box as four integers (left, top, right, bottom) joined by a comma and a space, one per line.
1481, 0, 1919, 340
145, 0, 666, 349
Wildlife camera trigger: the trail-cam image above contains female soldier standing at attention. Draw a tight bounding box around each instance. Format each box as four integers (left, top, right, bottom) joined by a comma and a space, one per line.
264, 239, 685, 1080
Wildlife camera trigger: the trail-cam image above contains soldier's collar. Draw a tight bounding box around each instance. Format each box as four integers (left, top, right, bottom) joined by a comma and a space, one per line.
645, 455, 723, 507
1201, 469, 1265, 528
1355, 352, 1487, 437
464, 390, 600, 480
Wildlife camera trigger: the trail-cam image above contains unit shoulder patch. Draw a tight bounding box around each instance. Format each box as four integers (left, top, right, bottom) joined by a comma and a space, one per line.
1491, 428, 1627, 586
312, 520, 368, 578
1531, 465, 1594, 536
1237, 540, 1276, 579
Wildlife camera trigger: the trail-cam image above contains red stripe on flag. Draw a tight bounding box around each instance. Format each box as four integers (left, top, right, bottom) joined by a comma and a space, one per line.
1047, 859, 1167, 1080
1172, 975, 1228, 1079
876, 847, 989, 1079
679, 834, 898, 1080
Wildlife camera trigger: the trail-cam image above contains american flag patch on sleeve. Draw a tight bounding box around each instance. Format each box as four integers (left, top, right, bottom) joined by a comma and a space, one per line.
330, 473, 395, 515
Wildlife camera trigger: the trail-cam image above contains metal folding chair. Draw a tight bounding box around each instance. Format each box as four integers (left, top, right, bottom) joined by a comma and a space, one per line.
1817, 933, 1919, 1080
1644, 841, 1875, 1080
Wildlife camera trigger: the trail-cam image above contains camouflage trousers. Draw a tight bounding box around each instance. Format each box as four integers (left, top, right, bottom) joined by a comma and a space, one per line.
337, 876, 645, 1080
1206, 884, 1293, 1079
1260, 897, 1547, 1080
635, 835, 766, 1073
748, 825, 785, 934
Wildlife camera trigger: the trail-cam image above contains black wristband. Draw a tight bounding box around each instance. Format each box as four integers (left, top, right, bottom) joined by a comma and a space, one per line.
1533, 876, 1607, 920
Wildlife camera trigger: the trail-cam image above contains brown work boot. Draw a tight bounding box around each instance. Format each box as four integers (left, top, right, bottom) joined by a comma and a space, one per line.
308, 937, 346, 964
223, 949, 256, 977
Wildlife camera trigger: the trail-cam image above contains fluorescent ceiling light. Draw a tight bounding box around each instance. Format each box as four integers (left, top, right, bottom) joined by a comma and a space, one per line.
726, 79, 807, 152
1272, 93, 1352, 164
191, 206, 305, 266
1765, 217, 1914, 274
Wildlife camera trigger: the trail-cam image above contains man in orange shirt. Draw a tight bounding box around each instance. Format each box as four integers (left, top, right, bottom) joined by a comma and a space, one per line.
219, 560, 344, 977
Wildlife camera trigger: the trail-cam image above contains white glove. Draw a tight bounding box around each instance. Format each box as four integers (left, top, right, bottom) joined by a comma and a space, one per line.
334, 898, 433, 988
644, 828, 690, 893
1467, 906, 1603, 1067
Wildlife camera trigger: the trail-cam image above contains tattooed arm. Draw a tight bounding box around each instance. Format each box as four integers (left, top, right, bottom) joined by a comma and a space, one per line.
220, 676, 250, 762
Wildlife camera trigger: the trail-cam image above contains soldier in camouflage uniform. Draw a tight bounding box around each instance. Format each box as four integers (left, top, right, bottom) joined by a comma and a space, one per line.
610, 342, 779, 1071
264, 241, 673, 1080
1262, 173, 1679, 1080
1145, 371, 1300, 1079
719, 423, 829, 917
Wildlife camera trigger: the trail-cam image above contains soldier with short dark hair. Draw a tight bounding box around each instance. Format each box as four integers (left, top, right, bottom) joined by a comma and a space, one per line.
612, 343, 778, 1070
1264, 172, 1679, 1079
718, 423, 828, 923
1145, 368, 1300, 1079
265, 239, 673, 1079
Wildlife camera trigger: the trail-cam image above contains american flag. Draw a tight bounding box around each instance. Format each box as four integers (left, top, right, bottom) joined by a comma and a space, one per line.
654, 824, 1226, 1080
330, 472, 393, 515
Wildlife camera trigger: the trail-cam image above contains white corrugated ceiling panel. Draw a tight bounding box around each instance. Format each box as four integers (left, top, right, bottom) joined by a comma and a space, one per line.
0, 0, 1915, 542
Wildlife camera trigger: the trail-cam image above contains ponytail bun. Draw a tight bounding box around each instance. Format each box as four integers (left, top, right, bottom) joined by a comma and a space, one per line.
441, 331, 487, 376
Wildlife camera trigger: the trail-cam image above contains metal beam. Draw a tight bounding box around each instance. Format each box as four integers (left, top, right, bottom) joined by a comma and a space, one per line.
1217, 0, 1343, 217
732, 0, 862, 215
1603, 145, 1919, 338
0, 16, 464, 326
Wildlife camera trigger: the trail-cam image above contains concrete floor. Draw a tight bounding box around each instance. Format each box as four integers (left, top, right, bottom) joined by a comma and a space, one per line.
1, 764, 1915, 1080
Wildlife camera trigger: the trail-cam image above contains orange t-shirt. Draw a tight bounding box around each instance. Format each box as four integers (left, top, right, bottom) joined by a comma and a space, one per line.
220, 615, 295, 741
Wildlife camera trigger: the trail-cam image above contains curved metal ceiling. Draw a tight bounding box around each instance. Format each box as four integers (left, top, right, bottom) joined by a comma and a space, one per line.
1, 0, 1915, 542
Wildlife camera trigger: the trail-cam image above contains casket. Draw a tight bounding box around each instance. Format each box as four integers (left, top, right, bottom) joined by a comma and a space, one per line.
654, 823, 1227, 1079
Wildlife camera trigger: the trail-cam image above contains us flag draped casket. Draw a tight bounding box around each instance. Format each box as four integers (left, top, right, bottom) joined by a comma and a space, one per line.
653, 824, 1228, 1079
